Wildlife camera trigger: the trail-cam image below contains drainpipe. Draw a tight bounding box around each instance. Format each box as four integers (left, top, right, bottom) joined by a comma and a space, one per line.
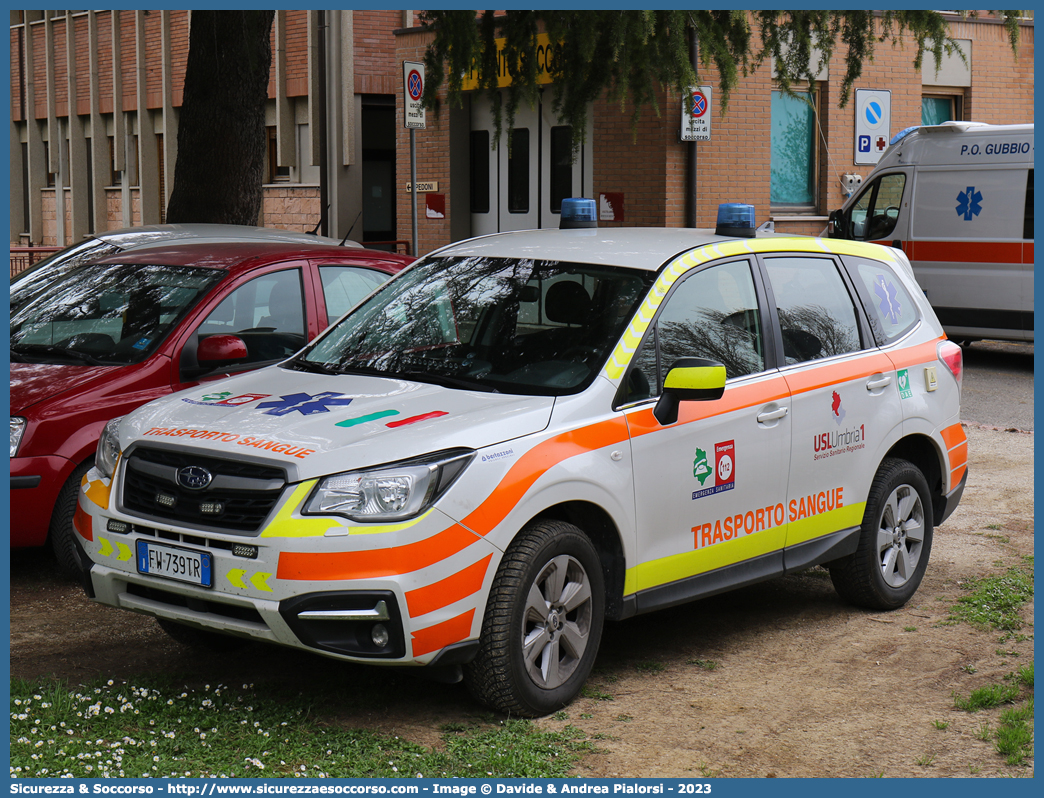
685, 24, 698, 229
317, 11, 329, 237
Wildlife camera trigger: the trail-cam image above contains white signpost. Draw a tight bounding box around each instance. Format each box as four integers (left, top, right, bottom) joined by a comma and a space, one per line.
681, 86, 712, 142
854, 89, 891, 165
403, 61, 426, 256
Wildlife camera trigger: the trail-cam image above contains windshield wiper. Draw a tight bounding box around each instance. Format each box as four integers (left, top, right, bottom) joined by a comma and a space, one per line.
398, 370, 499, 393
283, 358, 340, 375
10, 343, 109, 366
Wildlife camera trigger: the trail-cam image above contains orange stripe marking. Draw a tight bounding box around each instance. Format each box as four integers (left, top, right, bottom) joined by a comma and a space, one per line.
405, 555, 492, 618
626, 376, 789, 437
940, 423, 967, 451
411, 608, 476, 657
277, 417, 629, 581
885, 338, 945, 370
910, 240, 1024, 265
951, 463, 967, 487
948, 442, 968, 471
782, 351, 894, 394
73, 504, 93, 542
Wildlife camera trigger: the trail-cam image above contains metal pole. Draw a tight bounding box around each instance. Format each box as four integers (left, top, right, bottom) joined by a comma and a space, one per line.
410, 128, 418, 256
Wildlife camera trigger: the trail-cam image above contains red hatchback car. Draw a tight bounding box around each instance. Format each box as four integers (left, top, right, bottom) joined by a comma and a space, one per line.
10, 241, 412, 571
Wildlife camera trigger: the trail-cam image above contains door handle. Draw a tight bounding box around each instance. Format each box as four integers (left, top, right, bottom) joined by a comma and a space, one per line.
757, 406, 788, 423
866, 374, 892, 391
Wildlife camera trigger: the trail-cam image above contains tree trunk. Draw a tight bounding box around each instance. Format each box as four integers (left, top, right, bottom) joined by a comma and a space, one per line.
165, 11, 275, 225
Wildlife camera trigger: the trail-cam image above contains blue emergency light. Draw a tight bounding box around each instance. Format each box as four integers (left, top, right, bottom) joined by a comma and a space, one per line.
560, 198, 597, 229
890, 126, 919, 146
715, 203, 757, 238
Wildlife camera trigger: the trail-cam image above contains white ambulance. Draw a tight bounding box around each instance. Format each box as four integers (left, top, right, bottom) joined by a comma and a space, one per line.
828, 121, 1033, 344
75, 203, 967, 716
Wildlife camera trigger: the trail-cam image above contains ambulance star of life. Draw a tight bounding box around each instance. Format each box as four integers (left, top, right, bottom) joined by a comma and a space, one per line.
74, 201, 966, 716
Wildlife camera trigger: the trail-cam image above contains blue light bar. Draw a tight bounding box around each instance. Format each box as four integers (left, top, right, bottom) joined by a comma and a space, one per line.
560, 198, 597, 229
715, 203, 756, 238
890, 126, 919, 146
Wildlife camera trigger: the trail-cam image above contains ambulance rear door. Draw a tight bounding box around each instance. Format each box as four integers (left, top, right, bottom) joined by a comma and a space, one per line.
907, 163, 1033, 340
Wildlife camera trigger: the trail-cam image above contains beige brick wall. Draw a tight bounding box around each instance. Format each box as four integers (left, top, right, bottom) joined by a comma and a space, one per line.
261, 186, 322, 233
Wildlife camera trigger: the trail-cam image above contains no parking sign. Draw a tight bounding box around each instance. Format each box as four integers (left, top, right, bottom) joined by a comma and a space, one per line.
403, 60, 426, 129
681, 85, 712, 142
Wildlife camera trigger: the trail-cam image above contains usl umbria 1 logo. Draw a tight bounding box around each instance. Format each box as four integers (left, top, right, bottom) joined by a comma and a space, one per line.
692, 440, 736, 501
815, 391, 865, 460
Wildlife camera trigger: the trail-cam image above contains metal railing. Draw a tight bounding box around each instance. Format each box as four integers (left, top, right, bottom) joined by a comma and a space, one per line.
10, 246, 62, 279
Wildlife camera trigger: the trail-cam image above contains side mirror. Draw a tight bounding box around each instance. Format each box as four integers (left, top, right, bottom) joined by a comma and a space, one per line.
827, 209, 842, 238
197, 334, 249, 368
653, 357, 727, 426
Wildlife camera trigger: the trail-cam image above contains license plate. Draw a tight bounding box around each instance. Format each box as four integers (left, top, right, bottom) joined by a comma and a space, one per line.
136, 540, 213, 588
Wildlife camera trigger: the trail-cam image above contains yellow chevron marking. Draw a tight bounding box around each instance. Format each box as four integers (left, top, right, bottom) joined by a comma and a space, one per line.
97, 536, 113, 558
250, 572, 273, 592
227, 569, 247, 589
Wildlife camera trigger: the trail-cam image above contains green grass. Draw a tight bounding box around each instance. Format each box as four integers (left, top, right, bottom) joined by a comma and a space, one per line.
932, 720, 949, 730
10, 677, 592, 779
953, 682, 1020, 711
995, 698, 1034, 766
688, 659, 719, 671
954, 664, 1034, 769
634, 661, 665, 673
950, 567, 1033, 631
579, 684, 614, 701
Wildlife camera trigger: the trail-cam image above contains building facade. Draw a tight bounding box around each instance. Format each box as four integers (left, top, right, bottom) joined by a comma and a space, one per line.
9, 10, 1035, 255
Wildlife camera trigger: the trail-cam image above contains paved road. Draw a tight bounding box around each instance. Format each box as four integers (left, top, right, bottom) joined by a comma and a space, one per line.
959, 339, 1033, 431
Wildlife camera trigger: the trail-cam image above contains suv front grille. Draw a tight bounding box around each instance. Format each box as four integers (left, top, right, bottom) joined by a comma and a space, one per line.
121, 447, 287, 534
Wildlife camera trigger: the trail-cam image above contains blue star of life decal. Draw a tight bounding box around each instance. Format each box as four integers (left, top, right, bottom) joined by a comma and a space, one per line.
873, 275, 901, 325
956, 186, 983, 221
255, 392, 354, 416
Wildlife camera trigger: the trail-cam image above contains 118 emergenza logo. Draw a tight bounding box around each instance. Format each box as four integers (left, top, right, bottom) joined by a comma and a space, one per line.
692, 440, 736, 500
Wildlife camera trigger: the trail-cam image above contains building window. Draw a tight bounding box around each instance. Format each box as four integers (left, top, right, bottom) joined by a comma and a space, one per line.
266, 126, 292, 183
770, 90, 818, 210
549, 125, 572, 213
43, 141, 55, 187
508, 127, 529, 214
922, 95, 961, 125
157, 133, 166, 223
108, 136, 121, 186
470, 130, 490, 214
128, 135, 139, 188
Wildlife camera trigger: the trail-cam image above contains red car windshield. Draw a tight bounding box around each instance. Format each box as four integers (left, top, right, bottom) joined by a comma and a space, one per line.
10, 262, 222, 366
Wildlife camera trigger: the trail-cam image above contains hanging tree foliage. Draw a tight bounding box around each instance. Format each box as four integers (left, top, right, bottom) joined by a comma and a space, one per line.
420, 10, 1024, 152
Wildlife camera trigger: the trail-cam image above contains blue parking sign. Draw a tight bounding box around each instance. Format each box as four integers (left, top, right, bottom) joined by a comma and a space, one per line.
858, 135, 871, 153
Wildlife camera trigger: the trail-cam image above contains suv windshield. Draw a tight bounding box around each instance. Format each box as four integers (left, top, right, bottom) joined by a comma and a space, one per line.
296, 256, 654, 396
10, 262, 223, 366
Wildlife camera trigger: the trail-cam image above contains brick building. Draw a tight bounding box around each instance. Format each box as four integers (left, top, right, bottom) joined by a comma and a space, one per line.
9, 10, 1034, 256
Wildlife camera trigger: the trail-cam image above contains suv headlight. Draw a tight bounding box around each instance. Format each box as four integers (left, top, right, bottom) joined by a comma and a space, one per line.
95, 417, 124, 480
10, 417, 26, 458
304, 449, 474, 522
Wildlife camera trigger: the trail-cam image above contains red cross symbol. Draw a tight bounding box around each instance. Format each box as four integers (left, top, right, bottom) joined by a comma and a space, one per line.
876, 136, 887, 151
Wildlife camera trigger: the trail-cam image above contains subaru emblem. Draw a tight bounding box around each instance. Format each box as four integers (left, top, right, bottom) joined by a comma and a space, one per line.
177, 465, 213, 490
